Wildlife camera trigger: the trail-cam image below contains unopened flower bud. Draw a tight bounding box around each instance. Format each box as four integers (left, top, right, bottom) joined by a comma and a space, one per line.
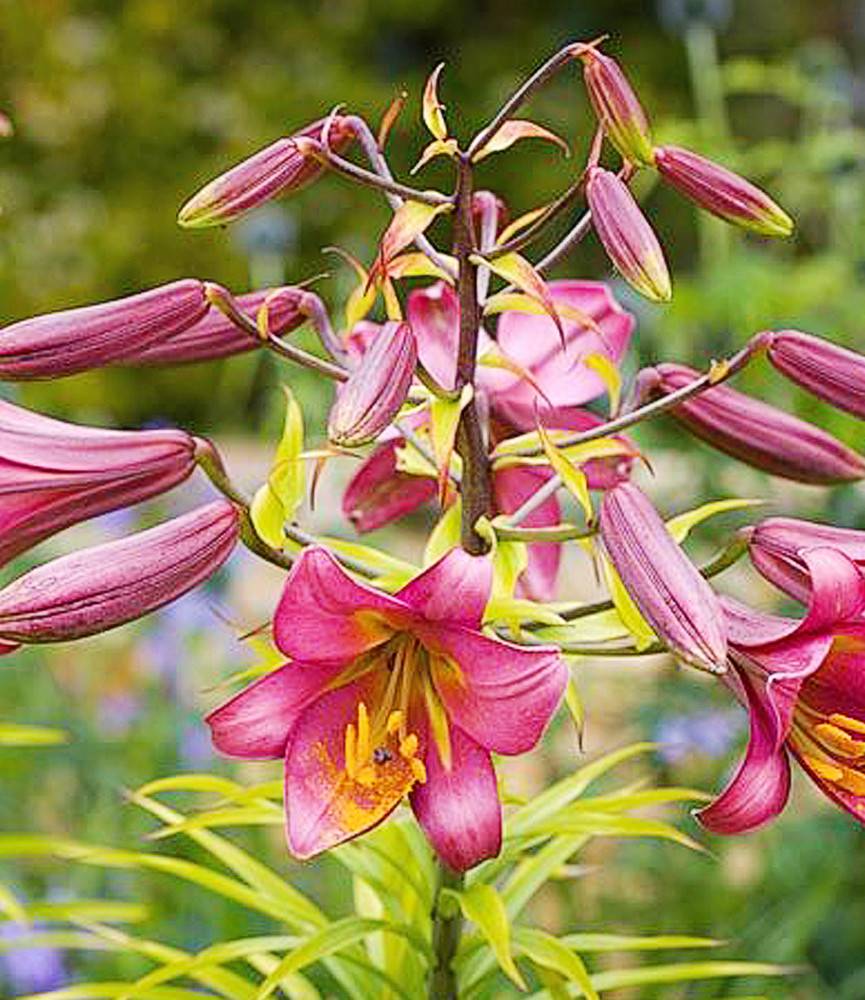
0, 399, 197, 567
0, 500, 240, 647
600, 482, 727, 673
134, 286, 306, 365
578, 47, 654, 167
178, 116, 354, 228
586, 167, 671, 302
0, 280, 208, 380
654, 145, 793, 237
328, 321, 417, 447
654, 362, 865, 484
749, 516, 865, 603
766, 329, 865, 419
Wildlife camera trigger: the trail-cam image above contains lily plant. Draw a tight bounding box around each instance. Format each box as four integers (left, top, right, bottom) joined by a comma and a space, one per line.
3, 34, 865, 998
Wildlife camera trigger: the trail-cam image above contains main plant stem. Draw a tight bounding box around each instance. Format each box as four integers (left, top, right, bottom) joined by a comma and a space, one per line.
428, 864, 464, 1000
453, 153, 492, 555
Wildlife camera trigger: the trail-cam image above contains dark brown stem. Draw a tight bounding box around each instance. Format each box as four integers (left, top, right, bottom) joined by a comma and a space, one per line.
467, 43, 582, 159
453, 154, 492, 554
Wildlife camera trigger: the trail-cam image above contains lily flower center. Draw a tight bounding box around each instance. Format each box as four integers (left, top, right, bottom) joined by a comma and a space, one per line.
790, 704, 865, 799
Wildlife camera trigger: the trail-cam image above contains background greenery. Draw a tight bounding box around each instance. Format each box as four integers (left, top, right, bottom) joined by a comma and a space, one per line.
3, 0, 865, 995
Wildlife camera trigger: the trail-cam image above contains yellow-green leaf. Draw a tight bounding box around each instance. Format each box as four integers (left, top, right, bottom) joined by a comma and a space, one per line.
600, 552, 657, 651
456, 883, 526, 990
424, 500, 462, 567
472, 251, 564, 346
429, 384, 472, 500
0, 722, 68, 747
377, 200, 453, 274
513, 927, 598, 1000
411, 138, 458, 174
472, 119, 570, 162
250, 387, 305, 547
537, 424, 592, 521
422, 62, 448, 140
583, 353, 622, 414
666, 498, 764, 545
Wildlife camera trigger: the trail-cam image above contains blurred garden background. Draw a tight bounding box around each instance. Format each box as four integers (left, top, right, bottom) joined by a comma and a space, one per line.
3, 0, 865, 996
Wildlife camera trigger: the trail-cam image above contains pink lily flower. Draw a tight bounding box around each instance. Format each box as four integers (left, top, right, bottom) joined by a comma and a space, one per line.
341, 281, 635, 598
698, 548, 865, 834
207, 546, 567, 870
0, 400, 197, 567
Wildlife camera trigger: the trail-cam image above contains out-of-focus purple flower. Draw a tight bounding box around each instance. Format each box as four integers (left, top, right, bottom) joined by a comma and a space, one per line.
179, 722, 215, 768
654, 709, 742, 765
0, 923, 68, 995
97, 692, 143, 737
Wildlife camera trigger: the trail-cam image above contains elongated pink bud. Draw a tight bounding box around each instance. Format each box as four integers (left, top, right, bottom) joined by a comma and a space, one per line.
749, 517, 865, 603
0, 400, 198, 567
586, 167, 671, 302
0, 280, 208, 380
0, 501, 239, 646
654, 363, 865, 484
328, 322, 417, 447
654, 145, 793, 237
178, 116, 354, 228
600, 482, 727, 672
766, 329, 865, 419
577, 47, 654, 167
133, 286, 307, 365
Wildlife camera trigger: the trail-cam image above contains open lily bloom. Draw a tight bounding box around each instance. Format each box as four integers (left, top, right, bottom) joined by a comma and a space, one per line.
342, 280, 635, 598
207, 546, 567, 870
698, 548, 865, 834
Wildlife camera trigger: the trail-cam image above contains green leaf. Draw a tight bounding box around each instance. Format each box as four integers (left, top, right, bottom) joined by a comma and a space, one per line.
665, 497, 763, 545
255, 917, 432, 1000
524, 812, 706, 853
600, 553, 657, 652
0, 882, 28, 924
456, 883, 526, 990
588, 960, 799, 995
537, 424, 591, 520
560, 933, 720, 952
582, 353, 621, 414
424, 500, 462, 567
0, 722, 68, 747
250, 386, 305, 547
564, 678, 585, 748
513, 927, 598, 1000
429, 384, 473, 498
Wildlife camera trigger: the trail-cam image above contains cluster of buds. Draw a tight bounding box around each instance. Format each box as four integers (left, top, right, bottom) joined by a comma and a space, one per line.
7, 31, 865, 888
575, 42, 792, 301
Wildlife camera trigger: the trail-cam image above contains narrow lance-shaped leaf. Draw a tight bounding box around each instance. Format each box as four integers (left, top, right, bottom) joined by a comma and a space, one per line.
513, 927, 599, 1000
537, 424, 592, 521
583, 353, 622, 413
411, 138, 459, 175
455, 883, 526, 990
422, 63, 448, 140
665, 497, 763, 545
371, 200, 454, 283
472, 119, 571, 162
250, 387, 306, 548
429, 383, 473, 502
473, 252, 566, 347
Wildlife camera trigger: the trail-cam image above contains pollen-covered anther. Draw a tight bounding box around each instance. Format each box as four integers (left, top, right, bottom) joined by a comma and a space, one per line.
813, 722, 865, 759
341, 700, 426, 788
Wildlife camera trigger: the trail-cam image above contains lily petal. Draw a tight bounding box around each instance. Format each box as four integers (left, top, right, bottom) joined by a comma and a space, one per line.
697, 669, 792, 834
273, 547, 406, 662
396, 548, 492, 629
406, 282, 461, 390
422, 626, 567, 755
410, 718, 501, 871
492, 465, 562, 601
206, 660, 344, 759
342, 438, 437, 534
284, 672, 416, 859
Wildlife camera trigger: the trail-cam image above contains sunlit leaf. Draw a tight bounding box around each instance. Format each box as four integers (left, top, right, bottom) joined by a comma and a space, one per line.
250, 387, 305, 547
422, 62, 448, 140
455, 883, 526, 990
411, 138, 458, 174
666, 497, 764, 545
0, 722, 68, 747
374, 200, 454, 281
600, 552, 657, 652
429, 384, 473, 502
473, 119, 570, 162
424, 500, 462, 567
513, 927, 598, 1000
537, 424, 592, 522
582, 353, 621, 413
386, 251, 457, 282
472, 251, 564, 346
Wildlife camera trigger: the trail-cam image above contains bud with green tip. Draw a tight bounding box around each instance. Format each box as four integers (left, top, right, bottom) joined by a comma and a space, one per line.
586, 167, 672, 302
654, 145, 793, 237
178, 116, 354, 229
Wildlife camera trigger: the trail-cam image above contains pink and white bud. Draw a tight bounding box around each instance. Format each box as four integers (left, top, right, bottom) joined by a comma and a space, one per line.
654, 145, 793, 238
133, 286, 307, 365
578, 47, 654, 167
0, 501, 239, 646
766, 329, 865, 419
654, 363, 865, 484
749, 517, 865, 603
328, 321, 417, 447
178, 116, 354, 228
600, 482, 727, 673
0, 400, 197, 567
0, 280, 209, 379
586, 167, 671, 302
